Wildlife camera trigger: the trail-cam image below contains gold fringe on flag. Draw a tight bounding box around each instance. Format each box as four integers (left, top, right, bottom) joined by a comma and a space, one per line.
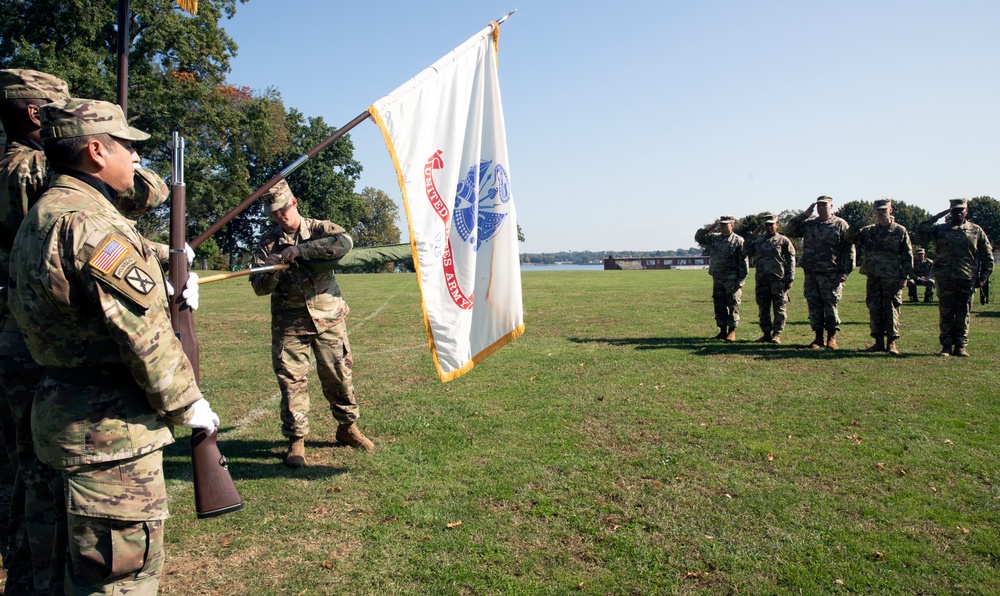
173, 0, 197, 15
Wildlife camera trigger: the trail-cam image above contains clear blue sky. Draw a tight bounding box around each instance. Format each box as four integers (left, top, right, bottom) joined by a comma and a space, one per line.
220, 1, 1000, 254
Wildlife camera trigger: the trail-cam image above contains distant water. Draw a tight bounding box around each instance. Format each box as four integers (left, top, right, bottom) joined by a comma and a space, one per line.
519, 263, 603, 271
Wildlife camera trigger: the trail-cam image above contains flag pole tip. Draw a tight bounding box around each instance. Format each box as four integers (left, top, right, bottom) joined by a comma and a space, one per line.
496, 9, 517, 25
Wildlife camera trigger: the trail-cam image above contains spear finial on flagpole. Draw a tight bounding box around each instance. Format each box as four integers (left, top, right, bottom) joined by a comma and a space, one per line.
495, 9, 517, 26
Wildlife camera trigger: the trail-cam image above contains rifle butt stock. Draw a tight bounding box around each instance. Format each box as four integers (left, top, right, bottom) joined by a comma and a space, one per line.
191, 429, 244, 519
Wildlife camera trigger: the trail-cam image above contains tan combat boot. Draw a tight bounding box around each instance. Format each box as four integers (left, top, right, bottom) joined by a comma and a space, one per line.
886, 339, 899, 355
937, 345, 951, 357
713, 327, 727, 340
826, 330, 838, 350
809, 330, 825, 349
953, 346, 970, 357
285, 437, 306, 468
336, 423, 374, 450
754, 331, 771, 343
769, 332, 781, 344
724, 326, 736, 342
865, 337, 885, 352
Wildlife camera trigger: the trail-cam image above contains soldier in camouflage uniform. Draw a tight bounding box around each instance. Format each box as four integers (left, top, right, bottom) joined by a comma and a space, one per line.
0, 69, 70, 595
694, 216, 748, 341
8, 98, 220, 594
845, 199, 913, 355
907, 248, 934, 302
916, 198, 993, 357
784, 196, 855, 349
250, 180, 374, 468
743, 214, 795, 344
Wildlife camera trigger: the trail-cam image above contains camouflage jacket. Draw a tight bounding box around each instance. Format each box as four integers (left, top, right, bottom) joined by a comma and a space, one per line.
9, 174, 200, 468
694, 228, 748, 281
250, 217, 354, 335
0, 139, 50, 318
784, 212, 855, 276
846, 220, 913, 279
743, 232, 795, 284
916, 219, 994, 283
910, 258, 933, 281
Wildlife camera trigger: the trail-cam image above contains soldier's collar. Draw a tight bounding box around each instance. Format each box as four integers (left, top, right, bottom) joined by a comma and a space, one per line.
9, 137, 43, 151
58, 168, 116, 205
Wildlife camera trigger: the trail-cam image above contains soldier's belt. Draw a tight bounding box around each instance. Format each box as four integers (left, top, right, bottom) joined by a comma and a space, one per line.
45, 363, 133, 388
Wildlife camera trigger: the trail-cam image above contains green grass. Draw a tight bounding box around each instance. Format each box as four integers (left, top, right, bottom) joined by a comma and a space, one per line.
159, 269, 1000, 594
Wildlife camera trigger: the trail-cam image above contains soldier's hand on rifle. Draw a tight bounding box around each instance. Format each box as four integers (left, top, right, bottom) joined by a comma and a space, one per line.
263, 253, 284, 266
185, 243, 195, 266
184, 399, 220, 435
182, 273, 199, 310
279, 245, 302, 264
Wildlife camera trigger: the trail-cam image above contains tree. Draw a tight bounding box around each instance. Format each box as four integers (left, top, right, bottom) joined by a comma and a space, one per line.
835, 200, 874, 229
347, 187, 402, 273
517, 223, 525, 243
968, 196, 1000, 245
0, 0, 361, 257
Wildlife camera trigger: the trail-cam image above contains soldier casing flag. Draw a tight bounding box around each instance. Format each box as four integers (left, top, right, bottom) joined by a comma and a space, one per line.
369, 22, 524, 381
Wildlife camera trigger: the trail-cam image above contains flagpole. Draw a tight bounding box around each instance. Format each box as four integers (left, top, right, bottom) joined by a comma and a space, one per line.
116, 0, 129, 115
189, 109, 371, 249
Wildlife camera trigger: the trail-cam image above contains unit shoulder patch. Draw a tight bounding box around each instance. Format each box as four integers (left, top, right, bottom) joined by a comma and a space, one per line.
87, 231, 158, 310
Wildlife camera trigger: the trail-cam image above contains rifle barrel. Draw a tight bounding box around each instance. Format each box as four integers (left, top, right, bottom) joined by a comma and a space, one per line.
190, 110, 371, 250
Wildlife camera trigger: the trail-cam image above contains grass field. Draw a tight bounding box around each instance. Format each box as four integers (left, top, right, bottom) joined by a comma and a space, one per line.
159, 269, 1000, 595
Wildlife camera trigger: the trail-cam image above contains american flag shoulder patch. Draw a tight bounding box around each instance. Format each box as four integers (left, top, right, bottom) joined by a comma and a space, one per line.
89, 234, 130, 274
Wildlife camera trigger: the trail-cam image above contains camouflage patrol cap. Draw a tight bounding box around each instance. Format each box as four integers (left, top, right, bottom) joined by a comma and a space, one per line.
718, 215, 736, 224
874, 199, 892, 210
763, 214, 778, 224
0, 69, 70, 100
262, 179, 294, 213
949, 198, 968, 209
39, 98, 150, 142
815, 196, 833, 204
915, 247, 926, 254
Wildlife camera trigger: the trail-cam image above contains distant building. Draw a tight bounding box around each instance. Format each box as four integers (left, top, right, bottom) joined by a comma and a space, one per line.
603, 255, 710, 270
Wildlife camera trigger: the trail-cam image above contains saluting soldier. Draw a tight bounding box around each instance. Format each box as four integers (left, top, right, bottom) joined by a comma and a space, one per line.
916, 198, 993, 357
784, 196, 855, 349
743, 214, 795, 344
907, 248, 934, 302
846, 199, 913, 354
694, 216, 748, 341
8, 98, 219, 594
250, 179, 374, 469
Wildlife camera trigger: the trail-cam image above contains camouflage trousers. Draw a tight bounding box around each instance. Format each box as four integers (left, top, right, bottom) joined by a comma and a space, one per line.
273, 320, 359, 439
0, 316, 63, 595
935, 278, 975, 348
64, 451, 166, 596
865, 276, 904, 339
711, 278, 743, 328
802, 270, 844, 332
754, 278, 790, 335
907, 278, 934, 301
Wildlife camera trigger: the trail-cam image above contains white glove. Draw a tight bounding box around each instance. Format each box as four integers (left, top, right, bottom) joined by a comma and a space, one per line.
183, 398, 220, 435
165, 273, 199, 310
185, 243, 195, 266
182, 272, 199, 310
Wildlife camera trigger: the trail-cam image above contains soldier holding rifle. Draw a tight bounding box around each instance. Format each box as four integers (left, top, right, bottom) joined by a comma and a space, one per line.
250, 179, 374, 469
8, 98, 219, 594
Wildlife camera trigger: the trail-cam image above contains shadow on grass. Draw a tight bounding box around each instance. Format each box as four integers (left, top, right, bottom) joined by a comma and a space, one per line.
161, 437, 351, 480
567, 336, 929, 360
975, 310, 1000, 318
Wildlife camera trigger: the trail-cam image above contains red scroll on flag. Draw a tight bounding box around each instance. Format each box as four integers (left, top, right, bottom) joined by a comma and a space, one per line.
369, 23, 524, 382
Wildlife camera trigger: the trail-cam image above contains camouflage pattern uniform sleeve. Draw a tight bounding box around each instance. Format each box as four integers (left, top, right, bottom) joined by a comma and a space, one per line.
976, 227, 994, 285
915, 218, 938, 247
249, 237, 279, 297
784, 237, 796, 285
144, 239, 169, 269
837, 219, 856, 277
737, 236, 749, 282
783, 211, 809, 238
66, 211, 201, 422
899, 228, 914, 279
297, 220, 353, 261
843, 222, 861, 246
694, 227, 710, 246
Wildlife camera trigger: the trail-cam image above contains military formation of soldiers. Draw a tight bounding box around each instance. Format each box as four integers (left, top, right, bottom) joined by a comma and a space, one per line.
0, 68, 379, 594
696, 196, 993, 357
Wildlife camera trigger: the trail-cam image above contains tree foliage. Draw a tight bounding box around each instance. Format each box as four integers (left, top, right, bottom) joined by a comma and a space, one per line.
968, 196, 1000, 245
0, 0, 361, 256
835, 200, 874, 229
